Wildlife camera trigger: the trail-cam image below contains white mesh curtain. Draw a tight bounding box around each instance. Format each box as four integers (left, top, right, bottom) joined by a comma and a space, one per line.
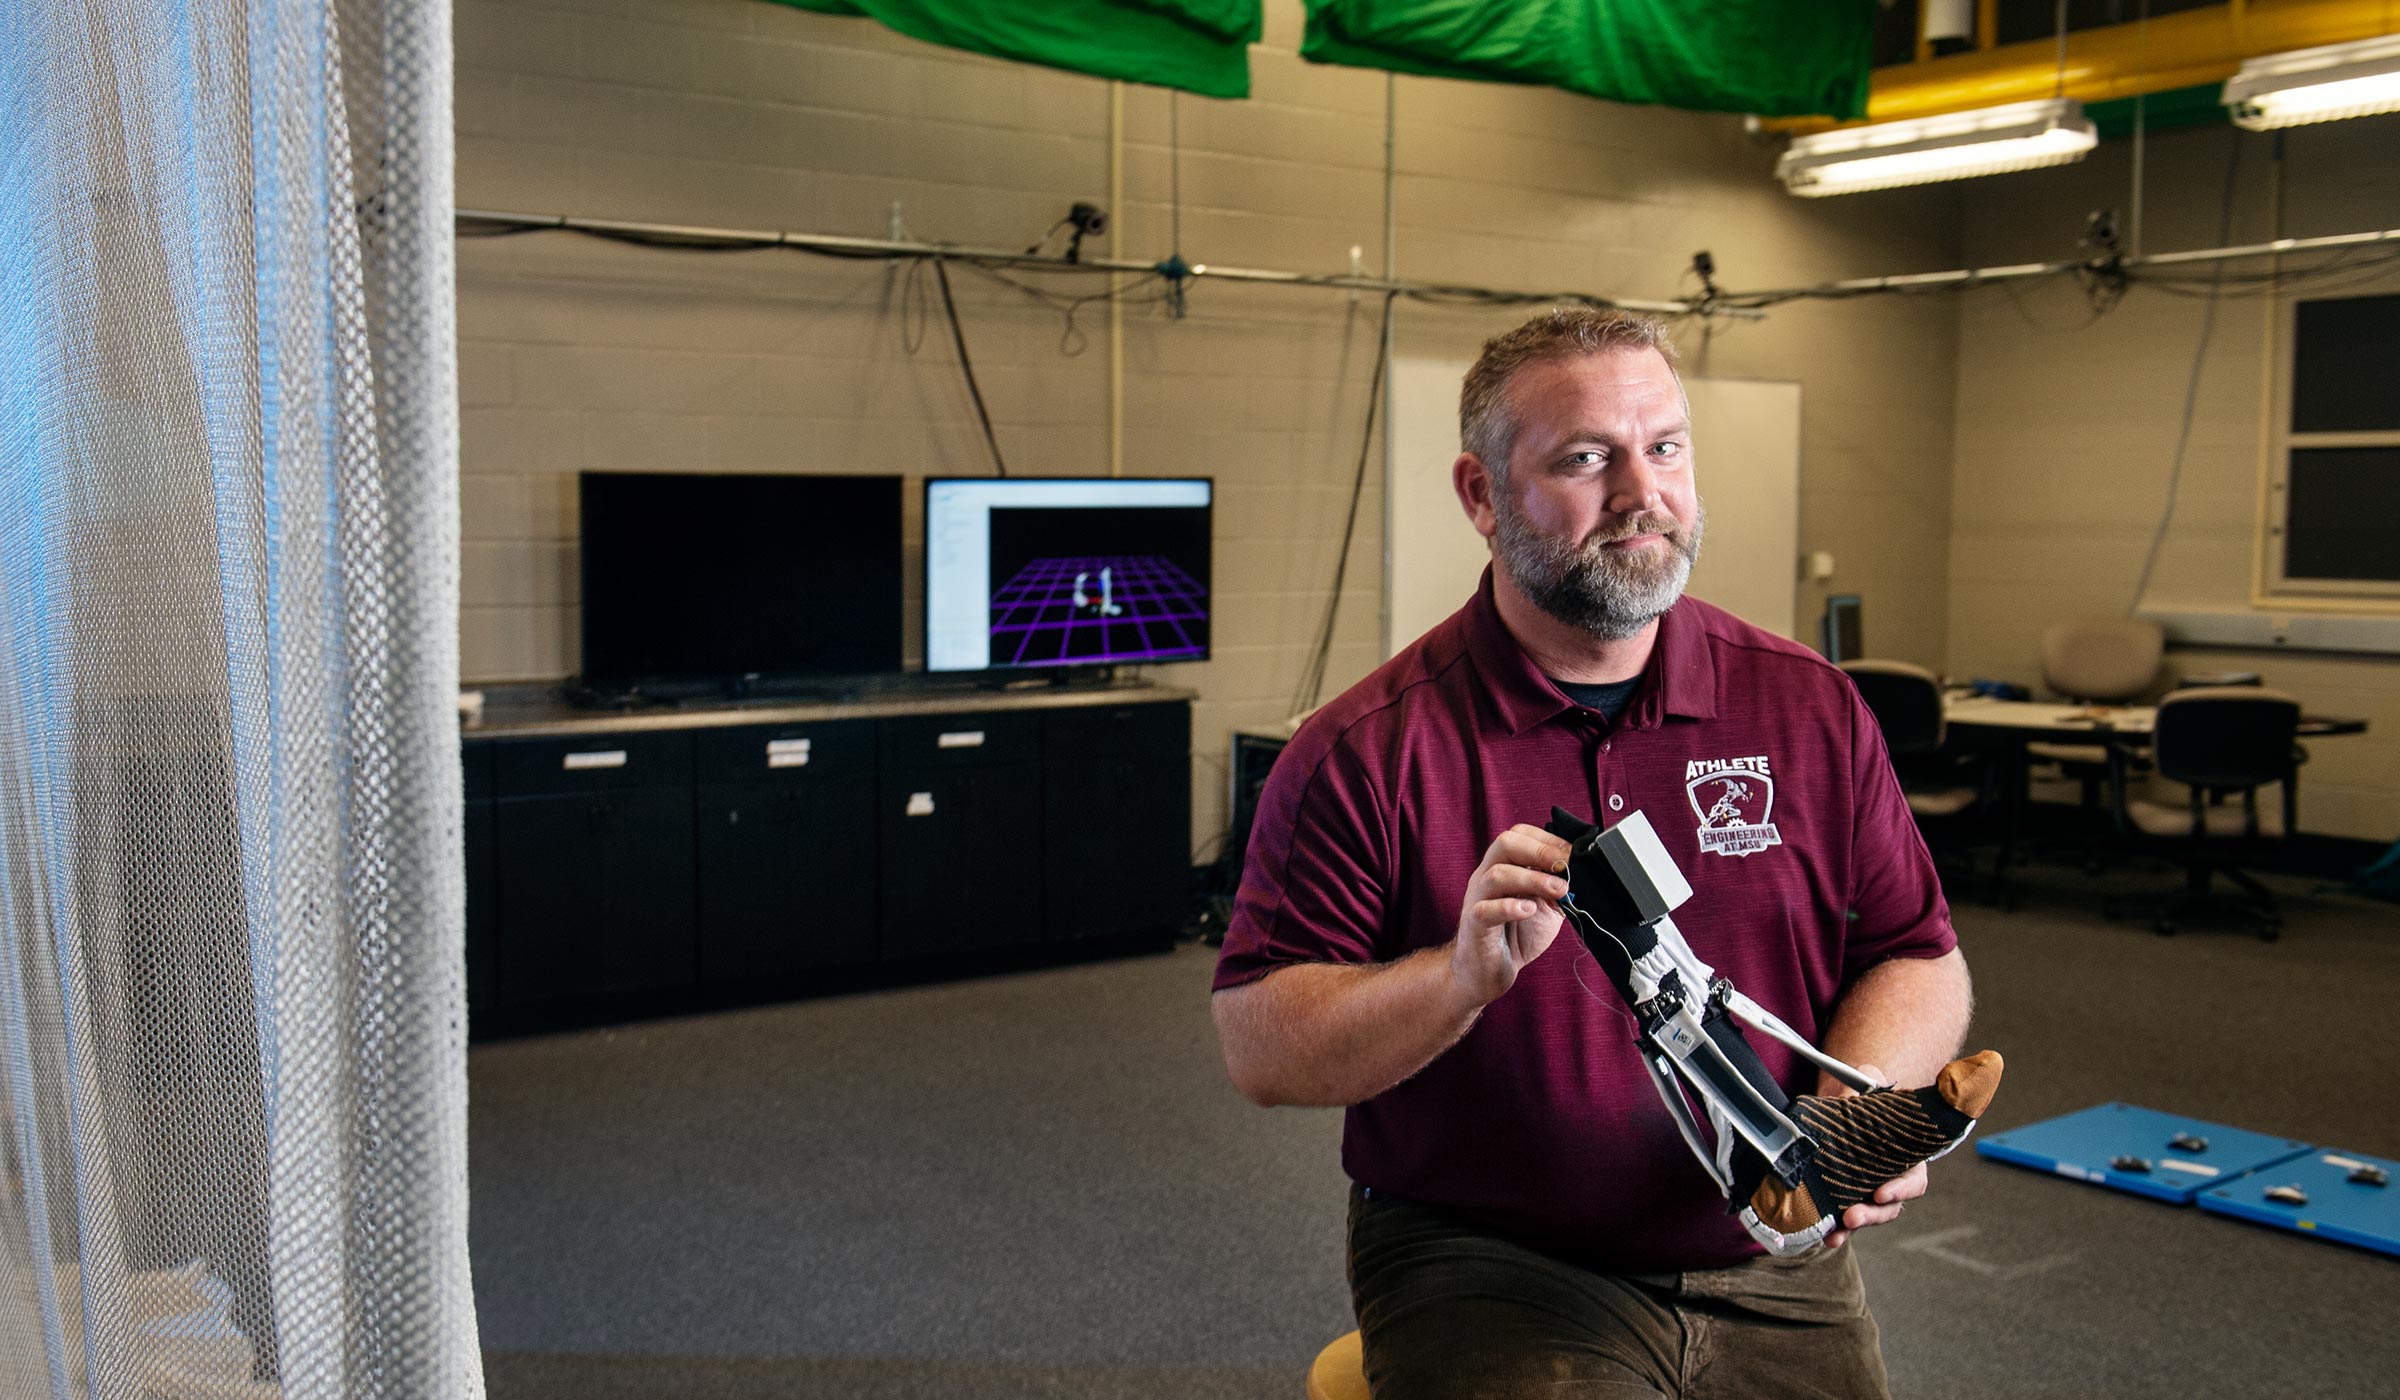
0, 0, 480, 1396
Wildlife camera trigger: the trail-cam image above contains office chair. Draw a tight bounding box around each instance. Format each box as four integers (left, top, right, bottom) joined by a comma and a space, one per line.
2104, 689, 2300, 941
1840, 661, 1989, 894
2027, 616, 2166, 851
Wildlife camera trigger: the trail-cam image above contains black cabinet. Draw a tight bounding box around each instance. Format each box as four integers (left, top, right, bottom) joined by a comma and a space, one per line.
492, 732, 697, 1004
463, 744, 497, 1015
1043, 703, 1190, 941
463, 694, 1188, 1028
877, 712, 1043, 960
695, 720, 878, 982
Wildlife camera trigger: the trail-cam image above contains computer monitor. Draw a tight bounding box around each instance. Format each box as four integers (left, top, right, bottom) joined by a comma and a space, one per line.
578, 471, 904, 689
1822, 594, 1863, 664
923, 477, 1212, 673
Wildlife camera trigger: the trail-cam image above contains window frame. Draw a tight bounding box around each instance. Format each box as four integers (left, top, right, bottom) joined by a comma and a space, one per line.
2262, 292, 2400, 603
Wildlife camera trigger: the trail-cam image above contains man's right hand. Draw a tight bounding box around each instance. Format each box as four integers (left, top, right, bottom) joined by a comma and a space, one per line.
1449, 824, 1575, 1007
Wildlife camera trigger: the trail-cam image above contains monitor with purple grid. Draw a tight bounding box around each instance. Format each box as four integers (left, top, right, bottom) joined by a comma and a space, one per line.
925, 479, 1212, 673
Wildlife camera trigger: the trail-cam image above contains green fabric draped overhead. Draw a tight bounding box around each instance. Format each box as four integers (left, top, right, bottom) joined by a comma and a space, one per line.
764, 0, 1264, 98
1301, 0, 1877, 119
761, 0, 1872, 118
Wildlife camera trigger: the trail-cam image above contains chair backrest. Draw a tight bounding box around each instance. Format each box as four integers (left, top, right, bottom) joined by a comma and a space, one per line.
1839, 660, 1944, 757
2150, 689, 2300, 789
2040, 616, 2165, 703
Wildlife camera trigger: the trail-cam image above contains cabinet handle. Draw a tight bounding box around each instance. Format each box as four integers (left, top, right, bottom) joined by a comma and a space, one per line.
563, 750, 628, 771
937, 730, 985, 749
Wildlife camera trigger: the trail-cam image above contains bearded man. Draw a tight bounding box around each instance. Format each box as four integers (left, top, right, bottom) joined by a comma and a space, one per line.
1210, 309, 1973, 1400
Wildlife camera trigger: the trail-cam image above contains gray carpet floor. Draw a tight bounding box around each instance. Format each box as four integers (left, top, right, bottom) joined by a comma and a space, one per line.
469, 865, 2400, 1398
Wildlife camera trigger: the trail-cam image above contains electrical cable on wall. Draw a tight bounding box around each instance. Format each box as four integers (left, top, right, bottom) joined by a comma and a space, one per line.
1289, 289, 1400, 723
2129, 128, 2245, 615
930, 257, 1009, 477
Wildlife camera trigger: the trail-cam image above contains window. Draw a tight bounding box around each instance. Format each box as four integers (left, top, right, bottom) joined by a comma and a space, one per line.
2267, 293, 2400, 599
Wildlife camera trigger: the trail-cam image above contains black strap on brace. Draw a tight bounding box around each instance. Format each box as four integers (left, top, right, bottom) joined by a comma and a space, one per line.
1544, 805, 1805, 1206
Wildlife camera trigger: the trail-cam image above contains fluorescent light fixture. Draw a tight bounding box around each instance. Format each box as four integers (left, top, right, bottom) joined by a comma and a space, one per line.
1776, 98, 2097, 198
2224, 34, 2400, 130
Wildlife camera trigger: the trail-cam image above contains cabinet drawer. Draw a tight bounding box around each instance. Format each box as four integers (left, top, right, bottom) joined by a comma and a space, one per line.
464, 795, 496, 1014
879, 764, 1042, 958
495, 786, 697, 1002
697, 719, 874, 784
697, 776, 878, 980
1044, 701, 1188, 759
493, 731, 693, 797
1045, 745, 1189, 941
880, 711, 1040, 769
462, 740, 495, 801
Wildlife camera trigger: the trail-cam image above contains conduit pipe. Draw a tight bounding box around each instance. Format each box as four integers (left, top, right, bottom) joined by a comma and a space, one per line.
1715, 223, 2400, 304
1765, 0, 2400, 135
452, 208, 1706, 316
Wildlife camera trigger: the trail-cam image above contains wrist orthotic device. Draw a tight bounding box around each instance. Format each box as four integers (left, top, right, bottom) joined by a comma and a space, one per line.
1544, 806, 2003, 1255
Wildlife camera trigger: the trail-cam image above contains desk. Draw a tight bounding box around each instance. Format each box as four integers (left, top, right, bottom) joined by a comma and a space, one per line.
1937, 695, 2368, 879
1943, 695, 2368, 743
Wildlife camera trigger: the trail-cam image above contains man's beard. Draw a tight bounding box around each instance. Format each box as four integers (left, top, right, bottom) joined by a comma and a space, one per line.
1493, 497, 1704, 641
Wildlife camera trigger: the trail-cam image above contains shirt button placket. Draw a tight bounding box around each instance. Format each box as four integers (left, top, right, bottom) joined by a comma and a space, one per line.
1595, 734, 1622, 819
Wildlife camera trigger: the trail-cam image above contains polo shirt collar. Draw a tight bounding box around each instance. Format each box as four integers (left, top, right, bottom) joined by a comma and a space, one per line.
1643, 592, 1719, 727
1464, 567, 1719, 734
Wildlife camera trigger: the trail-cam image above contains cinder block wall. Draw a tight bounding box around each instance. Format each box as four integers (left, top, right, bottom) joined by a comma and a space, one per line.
1948, 120, 2400, 840
453, 0, 1966, 852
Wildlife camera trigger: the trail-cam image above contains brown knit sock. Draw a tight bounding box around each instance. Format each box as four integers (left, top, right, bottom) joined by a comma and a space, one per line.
1750, 1050, 2004, 1236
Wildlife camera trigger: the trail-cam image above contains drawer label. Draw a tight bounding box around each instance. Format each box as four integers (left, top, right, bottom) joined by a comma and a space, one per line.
937, 730, 986, 749
563, 750, 628, 771
767, 737, 812, 768
906, 791, 936, 816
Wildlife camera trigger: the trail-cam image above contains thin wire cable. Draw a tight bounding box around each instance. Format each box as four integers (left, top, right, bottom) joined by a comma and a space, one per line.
2130, 130, 2244, 614
899, 257, 931, 354
1290, 290, 1398, 721
2053, 0, 2070, 98
955, 261, 1175, 356
2130, 0, 2150, 256
931, 258, 1008, 478
1997, 274, 2111, 331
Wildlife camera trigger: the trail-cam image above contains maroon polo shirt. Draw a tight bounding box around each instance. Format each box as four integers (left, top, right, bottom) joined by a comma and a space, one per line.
1214, 569, 1956, 1272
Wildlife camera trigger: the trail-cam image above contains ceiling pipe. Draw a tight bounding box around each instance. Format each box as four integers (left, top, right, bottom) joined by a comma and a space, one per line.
1762, 0, 2398, 135
451, 208, 1719, 317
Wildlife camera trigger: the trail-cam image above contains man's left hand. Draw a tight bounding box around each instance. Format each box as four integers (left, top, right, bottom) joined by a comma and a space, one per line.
1816, 1062, 1926, 1250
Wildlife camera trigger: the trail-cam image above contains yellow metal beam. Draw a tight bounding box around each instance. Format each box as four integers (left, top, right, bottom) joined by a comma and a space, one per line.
1764, 0, 2399, 134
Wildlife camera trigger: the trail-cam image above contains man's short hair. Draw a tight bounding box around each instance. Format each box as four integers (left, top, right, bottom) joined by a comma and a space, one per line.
1458, 308, 1682, 485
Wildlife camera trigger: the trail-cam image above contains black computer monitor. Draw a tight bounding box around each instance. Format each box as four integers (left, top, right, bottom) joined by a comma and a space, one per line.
1822, 594, 1863, 664
922, 477, 1212, 673
578, 471, 904, 689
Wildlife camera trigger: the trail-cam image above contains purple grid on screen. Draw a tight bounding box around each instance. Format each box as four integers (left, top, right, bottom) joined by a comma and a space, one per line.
989, 556, 1207, 666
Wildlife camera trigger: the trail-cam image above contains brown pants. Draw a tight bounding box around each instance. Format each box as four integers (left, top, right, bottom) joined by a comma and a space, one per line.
1347, 1185, 1890, 1400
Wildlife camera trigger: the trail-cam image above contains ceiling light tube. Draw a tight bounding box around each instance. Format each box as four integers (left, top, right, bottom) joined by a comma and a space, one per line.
1776, 97, 2097, 198
2224, 34, 2400, 130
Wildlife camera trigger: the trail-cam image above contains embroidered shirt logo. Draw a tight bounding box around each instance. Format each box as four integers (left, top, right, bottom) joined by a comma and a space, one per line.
1685, 756, 1783, 858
